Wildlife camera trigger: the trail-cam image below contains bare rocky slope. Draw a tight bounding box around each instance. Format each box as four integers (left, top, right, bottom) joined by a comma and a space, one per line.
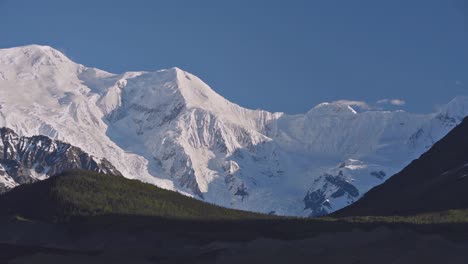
0, 127, 120, 191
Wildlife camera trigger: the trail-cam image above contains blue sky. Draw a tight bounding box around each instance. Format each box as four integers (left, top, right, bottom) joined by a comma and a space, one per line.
0, 0, 466, 114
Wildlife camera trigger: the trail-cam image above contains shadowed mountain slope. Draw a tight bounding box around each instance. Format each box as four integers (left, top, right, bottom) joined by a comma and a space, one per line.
336, 117, 468, 217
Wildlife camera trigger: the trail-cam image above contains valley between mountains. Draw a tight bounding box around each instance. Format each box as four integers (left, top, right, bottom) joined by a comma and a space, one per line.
1, 44, 468, 216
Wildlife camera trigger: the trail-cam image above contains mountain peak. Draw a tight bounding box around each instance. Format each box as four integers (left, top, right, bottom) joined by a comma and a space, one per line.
0, 44, 71, 62
309, 101, 360, 115
142, 66, 236, 113
16, 44, 56, 51
0, 44, 79, 80
2, 44, 54, 53
439, 96, 468, 118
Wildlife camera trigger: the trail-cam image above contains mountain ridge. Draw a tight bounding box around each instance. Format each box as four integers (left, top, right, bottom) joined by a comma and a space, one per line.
1, 44, 467, 216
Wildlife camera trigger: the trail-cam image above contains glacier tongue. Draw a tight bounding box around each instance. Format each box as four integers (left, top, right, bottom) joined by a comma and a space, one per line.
1, 44, 467, 216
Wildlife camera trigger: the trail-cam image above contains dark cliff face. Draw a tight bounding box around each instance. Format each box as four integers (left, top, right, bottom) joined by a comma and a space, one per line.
335, 117, 468, 217
0, 127, 121, 191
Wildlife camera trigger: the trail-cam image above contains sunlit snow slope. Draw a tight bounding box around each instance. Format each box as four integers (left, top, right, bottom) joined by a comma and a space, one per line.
1, 45, 466, 216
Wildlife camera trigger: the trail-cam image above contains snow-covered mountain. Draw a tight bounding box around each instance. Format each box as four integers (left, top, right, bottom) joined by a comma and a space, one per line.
0, 44, 466, 216
0, 127, 120, 192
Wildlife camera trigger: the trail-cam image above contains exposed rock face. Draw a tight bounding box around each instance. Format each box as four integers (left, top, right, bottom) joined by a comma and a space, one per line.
0, 127, 120, 191
304, 171, 360, 216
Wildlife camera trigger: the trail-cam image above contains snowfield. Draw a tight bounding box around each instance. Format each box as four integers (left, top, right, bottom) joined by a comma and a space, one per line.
1, 45, 467, 216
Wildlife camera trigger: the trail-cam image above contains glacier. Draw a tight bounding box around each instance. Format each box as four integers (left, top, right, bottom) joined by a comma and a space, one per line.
0, 44, 466, 216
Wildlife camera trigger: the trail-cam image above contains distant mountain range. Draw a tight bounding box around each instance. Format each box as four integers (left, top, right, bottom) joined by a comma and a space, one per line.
1, 44, 468, 216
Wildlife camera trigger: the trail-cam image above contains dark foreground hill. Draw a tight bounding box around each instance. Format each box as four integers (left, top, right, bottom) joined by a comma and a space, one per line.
336, 117, 468, 217
0, 170, 266, 221
2, 170, 468, 263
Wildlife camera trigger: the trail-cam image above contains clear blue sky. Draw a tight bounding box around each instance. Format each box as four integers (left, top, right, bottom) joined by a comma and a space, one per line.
0, 0, 466, 114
